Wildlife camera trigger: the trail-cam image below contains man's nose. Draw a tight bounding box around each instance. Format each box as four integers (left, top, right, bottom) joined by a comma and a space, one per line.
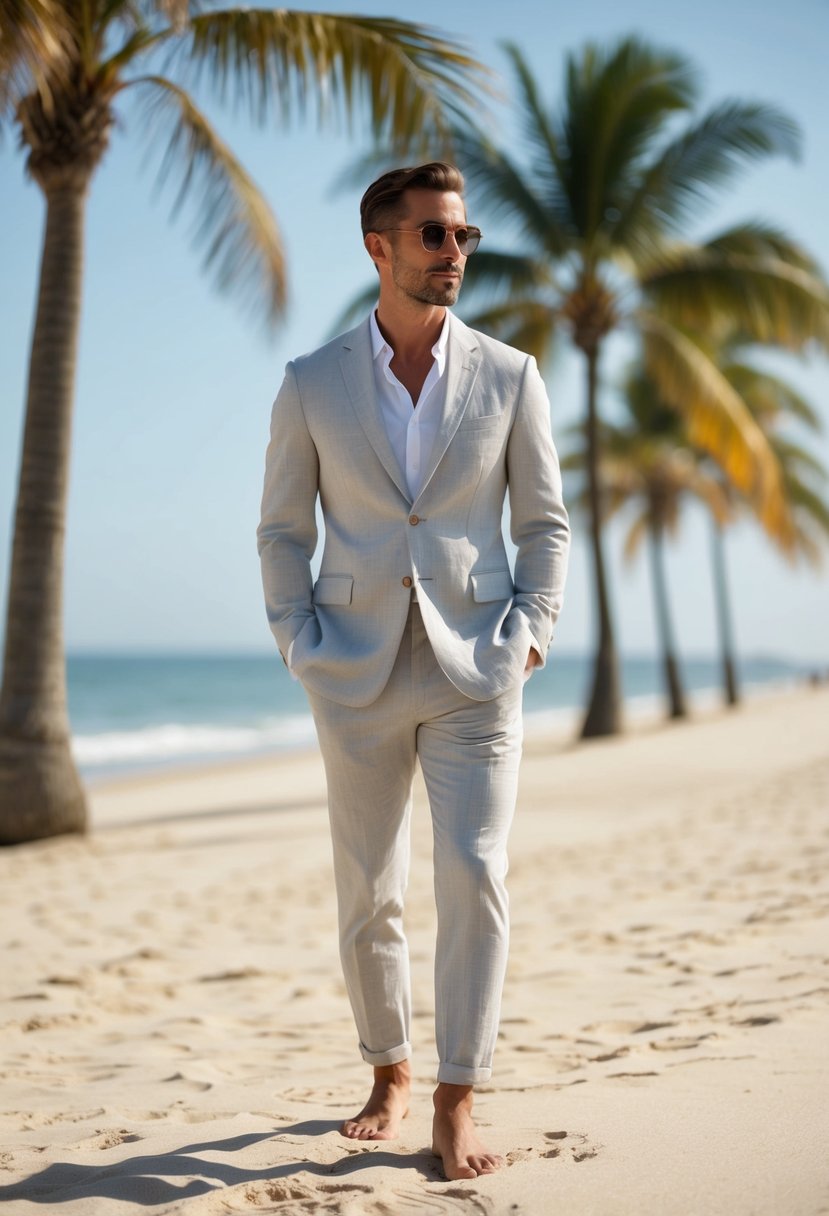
442, 231, 463, 258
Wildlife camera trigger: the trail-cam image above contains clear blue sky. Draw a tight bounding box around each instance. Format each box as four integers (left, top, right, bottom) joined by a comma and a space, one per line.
1, 0, 828, 662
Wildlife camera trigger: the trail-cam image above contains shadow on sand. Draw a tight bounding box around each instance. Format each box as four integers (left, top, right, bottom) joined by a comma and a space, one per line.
0, 1121, 441, 1208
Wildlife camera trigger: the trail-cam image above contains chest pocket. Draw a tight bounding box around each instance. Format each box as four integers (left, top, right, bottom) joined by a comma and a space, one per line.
458, 413, 501, 432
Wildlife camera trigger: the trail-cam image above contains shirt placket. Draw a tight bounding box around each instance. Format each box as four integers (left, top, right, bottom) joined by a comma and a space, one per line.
407, 407, 421, 494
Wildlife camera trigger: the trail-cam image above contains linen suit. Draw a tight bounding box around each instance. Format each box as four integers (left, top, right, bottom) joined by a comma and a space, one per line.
258, 311, 570, 1083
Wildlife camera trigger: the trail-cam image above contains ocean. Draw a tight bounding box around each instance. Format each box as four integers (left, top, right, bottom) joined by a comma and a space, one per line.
66, 650, 810, 782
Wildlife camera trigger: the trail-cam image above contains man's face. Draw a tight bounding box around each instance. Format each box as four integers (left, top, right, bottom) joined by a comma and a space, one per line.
386, 189, 467, 307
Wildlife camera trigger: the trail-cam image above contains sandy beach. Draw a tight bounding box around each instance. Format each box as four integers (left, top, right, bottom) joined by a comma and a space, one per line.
1, 685, 827, 1215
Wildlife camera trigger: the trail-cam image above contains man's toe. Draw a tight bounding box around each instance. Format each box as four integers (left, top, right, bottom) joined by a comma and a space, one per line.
445, 1160, 477, 1180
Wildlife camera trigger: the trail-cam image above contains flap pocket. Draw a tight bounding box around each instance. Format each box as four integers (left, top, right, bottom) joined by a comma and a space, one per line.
312, 575, 354, 606
471, 570, 514, 603
459, 413, 501, 431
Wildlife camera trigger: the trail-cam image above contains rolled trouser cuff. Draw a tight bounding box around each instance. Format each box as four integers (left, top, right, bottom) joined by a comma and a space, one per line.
359, 1040, 412, 1067
437, 1061, 492, 1086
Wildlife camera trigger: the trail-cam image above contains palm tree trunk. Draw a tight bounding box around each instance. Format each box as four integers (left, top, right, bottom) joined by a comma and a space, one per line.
0, 184, 89, 844
648, 517, 687, 719
710, 517, 740, 707
580, 345, 623, 737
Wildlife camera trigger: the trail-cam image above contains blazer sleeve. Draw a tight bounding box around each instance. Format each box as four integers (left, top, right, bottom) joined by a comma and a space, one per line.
506, 355, 571, 665
256, 362, 320, 660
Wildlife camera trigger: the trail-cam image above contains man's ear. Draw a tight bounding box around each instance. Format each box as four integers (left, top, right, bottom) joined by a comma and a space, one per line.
364, 231, 388, 268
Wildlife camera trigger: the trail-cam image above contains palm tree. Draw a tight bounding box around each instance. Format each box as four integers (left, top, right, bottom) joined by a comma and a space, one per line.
699, 343, 829, 704
562, 371, 730, 720
0, 0, 489, 845
450, 38, 829, 737
568, 350, 829, 716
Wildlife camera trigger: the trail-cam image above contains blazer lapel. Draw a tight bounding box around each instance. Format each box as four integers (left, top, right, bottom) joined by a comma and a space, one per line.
339, 320, 411, 503
413, 313, 481, 501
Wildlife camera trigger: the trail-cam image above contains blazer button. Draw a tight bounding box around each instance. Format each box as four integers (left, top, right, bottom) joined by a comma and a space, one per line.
408, 514, 420, 526
401, 576, 413, 588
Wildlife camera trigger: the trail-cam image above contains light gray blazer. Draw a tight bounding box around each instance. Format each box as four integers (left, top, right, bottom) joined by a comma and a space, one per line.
257, 312, 570, 706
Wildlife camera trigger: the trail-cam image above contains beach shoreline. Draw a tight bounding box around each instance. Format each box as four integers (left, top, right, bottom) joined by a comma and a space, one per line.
77, 671, 809, 802
66, 646, 817, 786
79, 676, 811, 797
1, 684, 827, 1214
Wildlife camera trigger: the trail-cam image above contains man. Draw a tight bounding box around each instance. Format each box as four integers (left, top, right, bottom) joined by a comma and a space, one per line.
257, 162, 570, 1179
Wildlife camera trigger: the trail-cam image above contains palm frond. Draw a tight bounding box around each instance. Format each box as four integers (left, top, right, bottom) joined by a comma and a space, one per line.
460, 249, 555, 305
622, 511, 649, 562
562, 36, 697, 243
724, 361, 822, 430
460, 297, 559, 364
97, 0, 150, 35
99, 26, 167, 85
704, 220, 818, 274
767, 459, 829, 565
174, 10, 492, 148
328, 142, 457, 198
0, 0, 72, 117
498, 42, 572, 225
564, 371, 735, 543
784, 526, 824, 566
157, 0, 190, 35
641, 247, 829, 351
784, 479, 829, 539
771, 435, 829, 483
452, 125, 573, 254
638, 309, 788, 532
128, 73, 287, 325
615, 102, 799, 259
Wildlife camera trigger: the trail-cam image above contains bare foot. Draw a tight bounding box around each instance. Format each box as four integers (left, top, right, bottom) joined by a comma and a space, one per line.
432, 1083, 504, 1179
341, 1061, 411, 1141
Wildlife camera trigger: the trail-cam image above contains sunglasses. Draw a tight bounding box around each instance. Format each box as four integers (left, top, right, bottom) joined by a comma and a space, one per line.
379, 223, 482, 255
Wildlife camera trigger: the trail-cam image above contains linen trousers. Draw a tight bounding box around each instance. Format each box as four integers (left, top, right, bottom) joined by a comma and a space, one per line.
305, 600, 523, 1086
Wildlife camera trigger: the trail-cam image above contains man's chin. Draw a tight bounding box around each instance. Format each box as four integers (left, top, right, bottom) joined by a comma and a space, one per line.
416, 285, 460, 306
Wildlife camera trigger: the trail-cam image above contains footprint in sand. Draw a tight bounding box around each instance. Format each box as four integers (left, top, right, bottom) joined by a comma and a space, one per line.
386, 1186, 493, 1215
72, 1129, 143, 1151
243, 1180, 317, 1206
243, 1179, 374, 1208
559, 1131, 601, 1163
19, 1108, 106, 1130
507, 1130, 600, 1166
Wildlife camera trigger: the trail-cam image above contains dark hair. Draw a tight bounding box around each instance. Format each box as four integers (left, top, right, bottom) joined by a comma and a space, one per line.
360, 162, 465, 237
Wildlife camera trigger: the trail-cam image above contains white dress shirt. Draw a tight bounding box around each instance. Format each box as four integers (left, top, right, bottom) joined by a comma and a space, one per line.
369, 308, 449, 501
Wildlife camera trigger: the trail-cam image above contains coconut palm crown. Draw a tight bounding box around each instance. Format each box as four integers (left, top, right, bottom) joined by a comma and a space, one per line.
0, 0, 491, 844
453, 38, 829, 737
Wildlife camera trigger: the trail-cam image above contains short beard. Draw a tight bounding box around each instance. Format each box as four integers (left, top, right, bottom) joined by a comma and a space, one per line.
391, 258, 464, 307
